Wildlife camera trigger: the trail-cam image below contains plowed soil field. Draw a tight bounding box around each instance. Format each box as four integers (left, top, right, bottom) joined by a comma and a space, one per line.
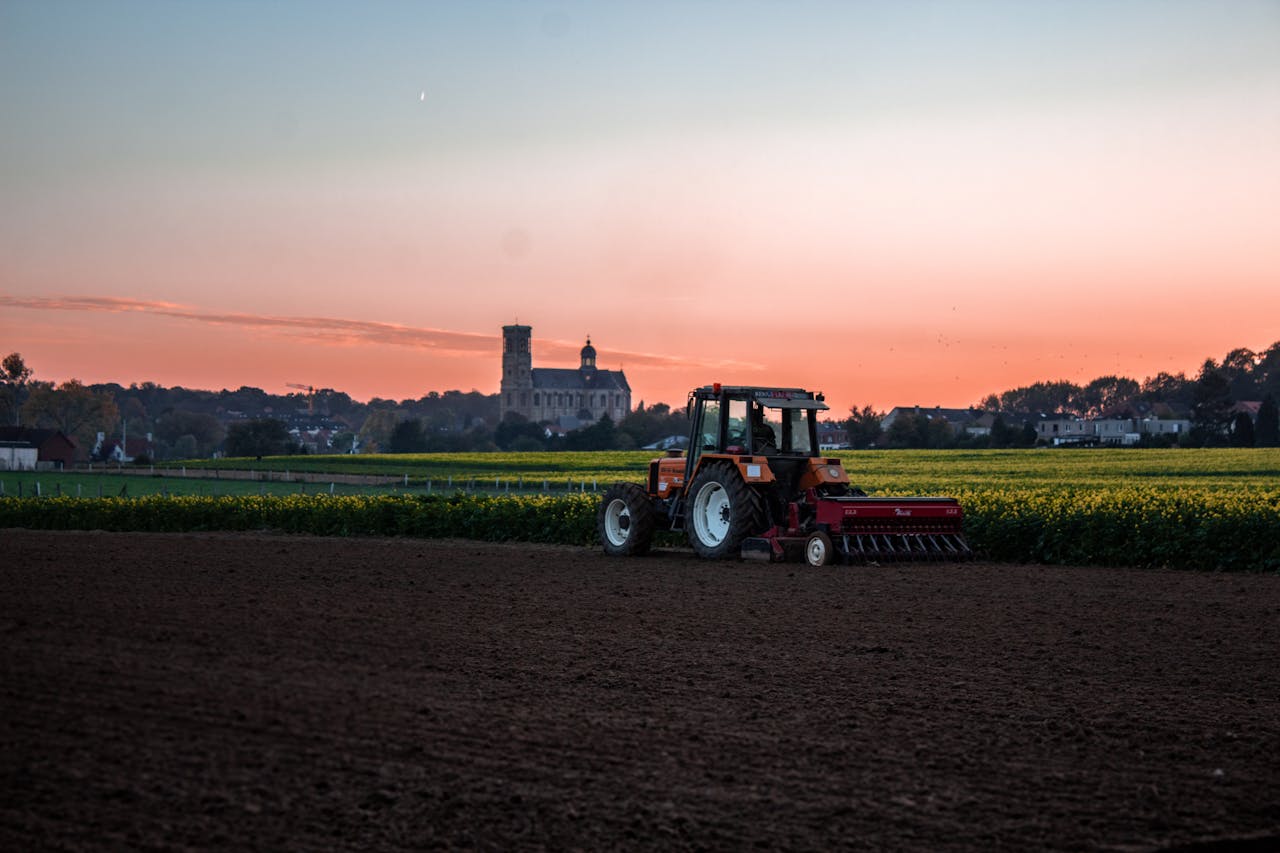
3, 529, 1279, 851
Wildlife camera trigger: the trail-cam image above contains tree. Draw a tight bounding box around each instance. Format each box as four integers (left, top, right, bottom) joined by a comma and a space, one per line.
387, 419, 428, 453
1, 352, 34, 425
330, 430, 359, 453
495, 412, 546, 451
1190, 363, 1233, 446
884, 411, 953, 449
314, 388, 355, 417
988, 414, 1014, 448
1220, 347, 1259, 400
1255, 394, 1279, 447
154, 410, 224, 458
842, 405, 884, 449
173, 434, 199, 460
120, 397, 150, 436
22, 379, 120, 460
618, 401, 687, 448
1256, 341, 1280, 401
1019, 422, 1039, 447
998, 380, 1081, 416
1229, 412, 1255, 448
224, 418, 293, 457
358, 409, 402, 453
1074, 375, 1140, 418
565, 414, 618, 451
1139, 371, 1194, 414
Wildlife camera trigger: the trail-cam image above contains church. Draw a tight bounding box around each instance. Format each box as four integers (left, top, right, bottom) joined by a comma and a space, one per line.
499, 324, 631, 426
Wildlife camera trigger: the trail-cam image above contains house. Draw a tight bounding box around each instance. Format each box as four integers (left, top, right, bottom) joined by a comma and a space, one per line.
289, 426, 334, 455
1231, 401, 1262, 420
817, 424, 849, 450
881, 406, 991, 435
964, 412, 997, 438
94, 432, 155, 463
641, 435, 689, 451
0, 440, 37, 470
1138, 418, 1191, 438
1034, 417, 1094, 446
1093, 418, 1141, 445
1034, 416, 1191, 446
0, 427, 77, 469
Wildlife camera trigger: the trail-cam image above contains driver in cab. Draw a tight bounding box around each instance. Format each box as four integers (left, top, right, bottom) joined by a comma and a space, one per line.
751, 405, 777, 454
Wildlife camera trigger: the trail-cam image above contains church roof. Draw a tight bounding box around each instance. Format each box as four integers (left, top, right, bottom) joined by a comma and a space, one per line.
531, 368, 630, 393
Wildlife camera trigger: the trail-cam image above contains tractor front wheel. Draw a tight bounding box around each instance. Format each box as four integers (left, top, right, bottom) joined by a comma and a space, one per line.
684, 462, 765, 559
598, 482, 657, 556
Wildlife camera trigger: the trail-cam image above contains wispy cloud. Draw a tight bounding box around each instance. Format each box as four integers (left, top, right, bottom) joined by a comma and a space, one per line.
1, 295, 502, 354
0, 295, 764, 370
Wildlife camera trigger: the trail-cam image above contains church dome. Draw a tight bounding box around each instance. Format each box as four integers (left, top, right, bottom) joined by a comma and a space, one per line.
580, 337, 597, 371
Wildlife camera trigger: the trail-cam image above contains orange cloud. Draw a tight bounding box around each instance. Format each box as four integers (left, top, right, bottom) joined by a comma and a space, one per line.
0, 295, 762, 372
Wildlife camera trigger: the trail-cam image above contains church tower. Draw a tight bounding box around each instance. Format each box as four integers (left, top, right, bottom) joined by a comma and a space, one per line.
500, 324, 532, 420
579, 337, 597, 379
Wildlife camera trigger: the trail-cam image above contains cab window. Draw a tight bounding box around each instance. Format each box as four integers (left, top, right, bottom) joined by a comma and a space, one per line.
726, 398, 748, 449
785, 409, 813, 454
700, 400, 721, 450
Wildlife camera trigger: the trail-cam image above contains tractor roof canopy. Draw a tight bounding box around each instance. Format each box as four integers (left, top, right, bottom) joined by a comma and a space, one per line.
691, 385, 829, 411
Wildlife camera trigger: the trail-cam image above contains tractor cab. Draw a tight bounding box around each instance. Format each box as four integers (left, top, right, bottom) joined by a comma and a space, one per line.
684, 384, 827, 480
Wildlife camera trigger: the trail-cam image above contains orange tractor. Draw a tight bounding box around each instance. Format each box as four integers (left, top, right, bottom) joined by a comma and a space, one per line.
597, 384, 971, 565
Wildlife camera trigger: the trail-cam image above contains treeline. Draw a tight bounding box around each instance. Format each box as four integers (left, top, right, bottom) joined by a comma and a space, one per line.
380, 402, 689, 454
0, 351, 691, 459
4, 340, 1278, 459
977, 342, 1280, 417
841, 341, 1280, 449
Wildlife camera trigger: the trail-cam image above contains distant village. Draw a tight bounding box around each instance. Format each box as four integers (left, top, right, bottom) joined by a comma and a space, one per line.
1, 337, 1277, 470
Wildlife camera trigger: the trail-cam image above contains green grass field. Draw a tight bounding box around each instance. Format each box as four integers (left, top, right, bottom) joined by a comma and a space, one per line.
165, 447, 1280, 494
172, 450, 651, 483
19, 446, 1272, 508
0, 471, 421, 499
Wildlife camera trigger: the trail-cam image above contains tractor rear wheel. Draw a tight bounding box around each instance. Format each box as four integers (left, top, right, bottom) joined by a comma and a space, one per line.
598, 482, 657, 556
684, 462, 766, 559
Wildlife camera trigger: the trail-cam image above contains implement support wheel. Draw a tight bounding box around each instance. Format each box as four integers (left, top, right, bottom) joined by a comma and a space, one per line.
805, 531, 835, 566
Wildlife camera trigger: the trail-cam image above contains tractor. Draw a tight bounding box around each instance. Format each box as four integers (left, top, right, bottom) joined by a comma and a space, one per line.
597, 384, 971, 565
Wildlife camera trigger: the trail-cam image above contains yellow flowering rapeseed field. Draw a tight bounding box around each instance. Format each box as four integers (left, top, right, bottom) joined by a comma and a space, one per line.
5, 449, 1278, 571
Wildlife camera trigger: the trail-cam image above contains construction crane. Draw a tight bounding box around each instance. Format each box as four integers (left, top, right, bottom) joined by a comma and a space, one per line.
285, 383, 316, 416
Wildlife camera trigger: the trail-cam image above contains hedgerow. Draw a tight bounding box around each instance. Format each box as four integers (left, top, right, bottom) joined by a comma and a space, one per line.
956, 487, 1280, 572
0, 493, 604, 546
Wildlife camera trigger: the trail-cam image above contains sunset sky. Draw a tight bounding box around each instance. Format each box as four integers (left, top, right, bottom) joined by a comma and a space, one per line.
2, 1, 1278, 413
